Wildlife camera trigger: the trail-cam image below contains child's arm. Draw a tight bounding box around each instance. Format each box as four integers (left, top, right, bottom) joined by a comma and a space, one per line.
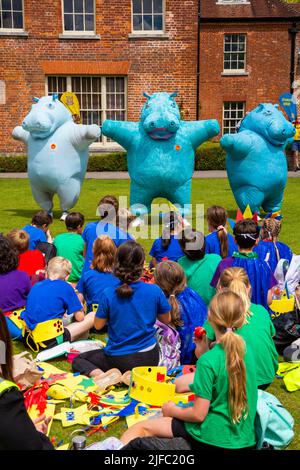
174, 372, 195, 393
151, 257, 157, 267
74, 310, 85, 322
94, 317, 107, 330
157, 311, 171, 325
162, 396, 210, 423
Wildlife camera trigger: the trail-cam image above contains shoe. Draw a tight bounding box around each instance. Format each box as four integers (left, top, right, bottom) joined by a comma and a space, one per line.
60, 211, 69, 221
94, 368, 123, 391
294, 166, 300, 172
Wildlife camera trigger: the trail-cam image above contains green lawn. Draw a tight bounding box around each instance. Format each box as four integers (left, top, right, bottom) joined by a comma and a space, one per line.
1, 177, 300, 449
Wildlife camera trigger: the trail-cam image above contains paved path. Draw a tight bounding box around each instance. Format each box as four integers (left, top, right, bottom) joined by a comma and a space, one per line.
1, 170, 300, 179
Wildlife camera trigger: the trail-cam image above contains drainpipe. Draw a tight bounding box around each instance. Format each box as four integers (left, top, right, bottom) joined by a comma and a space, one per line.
196, 0, 201, 120
289, 22, 299, 94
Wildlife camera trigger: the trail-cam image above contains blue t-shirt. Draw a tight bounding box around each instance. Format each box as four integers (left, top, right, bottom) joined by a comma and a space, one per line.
76, 270, 119, 312
96, 281, 171, 356
205, 231, 237, 257
82, 221, 133, 272
22, 225, 47, 250
254, 240, 293, 273
149, 235, 185, 263
21, 279, 83, 330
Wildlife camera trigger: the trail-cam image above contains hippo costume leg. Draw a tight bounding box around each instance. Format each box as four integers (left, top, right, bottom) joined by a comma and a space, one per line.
57, 178, 81, 213
30, 184, 54, 213
130, 182, 153, 215
262, 191, 284, 214
233, 185, 265, 214
168, 180, 192, 216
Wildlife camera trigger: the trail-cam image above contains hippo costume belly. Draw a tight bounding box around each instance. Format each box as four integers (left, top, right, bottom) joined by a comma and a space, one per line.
102, 92, 220, 215
12, 95, 100, 217
221, 103, 295, 214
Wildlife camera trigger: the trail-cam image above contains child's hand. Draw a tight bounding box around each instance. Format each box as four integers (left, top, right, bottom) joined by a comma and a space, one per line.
193, 335, 208, 359
162, 401, 177, 417
33, 415, 51, 434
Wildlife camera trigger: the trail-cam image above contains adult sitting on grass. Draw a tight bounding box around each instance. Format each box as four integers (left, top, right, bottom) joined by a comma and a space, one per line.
0, 310, 53, 450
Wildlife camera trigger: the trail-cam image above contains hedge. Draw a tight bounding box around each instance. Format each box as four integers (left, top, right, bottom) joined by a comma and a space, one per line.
0, 142, 227, 173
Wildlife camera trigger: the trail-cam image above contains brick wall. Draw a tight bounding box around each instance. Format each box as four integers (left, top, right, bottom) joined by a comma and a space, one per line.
0, 0, 198, 154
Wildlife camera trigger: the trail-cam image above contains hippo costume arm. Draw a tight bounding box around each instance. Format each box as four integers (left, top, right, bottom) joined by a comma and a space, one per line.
12, 126, 30, 144
71, 124, 101, 151
102, 120, 138, 150
183, 119, 220, 150
220, 132, 253, 160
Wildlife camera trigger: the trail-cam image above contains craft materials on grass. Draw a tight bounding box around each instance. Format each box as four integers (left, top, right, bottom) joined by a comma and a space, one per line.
36, 339, 105, 362
28, 403, 56, 436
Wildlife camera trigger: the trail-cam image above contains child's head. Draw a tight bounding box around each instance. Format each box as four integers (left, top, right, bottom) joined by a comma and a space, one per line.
218, 267, 251, 318
0, 235, 18, 274
0, 309, 13, 381
31, 210, 52, 231
114, 241, 145, 298
7, 229, 29, 254
91, 235, 116, 272
154, 260, 186, 327
97, 195, 119, 223
206, 205, 229, 258
161, 212, 182, 250
47, 256, 72, 281
178, 228, 205, 261
65, 212, 85, 233
261, 218, 281, 241
233, 219, 259, 250
208, 290, 248, 424
118, 208, 137, 231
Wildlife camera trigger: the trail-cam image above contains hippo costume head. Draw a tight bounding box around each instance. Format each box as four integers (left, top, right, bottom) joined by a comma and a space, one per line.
22, 94, 72, 139
141, 91, 180, 140
239, 103, 295, 146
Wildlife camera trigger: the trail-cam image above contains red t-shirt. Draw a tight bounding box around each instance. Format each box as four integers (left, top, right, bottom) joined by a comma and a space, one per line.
18, 250, 46, 277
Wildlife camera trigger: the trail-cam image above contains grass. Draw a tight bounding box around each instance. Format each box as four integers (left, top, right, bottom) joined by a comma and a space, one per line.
1, 177, 300, 449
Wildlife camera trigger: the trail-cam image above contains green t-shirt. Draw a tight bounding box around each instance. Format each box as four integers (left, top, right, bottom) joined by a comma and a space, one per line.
204, 303, 278, 386
54, 233, 84, 282
178, 254, 221, 306
185, 343, 257, 449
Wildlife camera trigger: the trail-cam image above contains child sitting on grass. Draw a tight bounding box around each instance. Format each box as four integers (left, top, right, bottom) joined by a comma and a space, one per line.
21, 257, 95, 351
205, 205, 237, 258
120, 290, 258, 451
178, 228, 221, 305
154, 260, 207, 364
54, 212, 85, 283
22, 210, 53, 250
82, 195, 134, 273
77, 236, 119, 313
7, 229, 45, 281
72, 241, 171, 378
149, 212, 185, 266
254, 217, 293, 273
0, 235, 31, 339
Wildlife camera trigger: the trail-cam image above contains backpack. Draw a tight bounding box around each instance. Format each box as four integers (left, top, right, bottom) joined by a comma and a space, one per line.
272, 308, 300, 355
35, 242, 57, 264
255, 389, 294, 450
155, 320, 181, 372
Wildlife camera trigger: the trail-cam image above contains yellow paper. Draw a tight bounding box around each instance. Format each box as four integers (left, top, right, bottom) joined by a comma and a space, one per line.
56, 444, 69, 451
55, 404, 100, 427
28, 404, 56, 436
60, 92, 81, 117
243, 204, 253, 220
126, 410, 160, 428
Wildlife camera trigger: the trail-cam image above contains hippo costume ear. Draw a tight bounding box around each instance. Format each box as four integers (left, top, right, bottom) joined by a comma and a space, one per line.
52, 93, 59, 101
143, 92, 151, 100
32, 97, 40, 103
256, 104, 264, 112
169, 92, 178, 99
274, 104, 279, 109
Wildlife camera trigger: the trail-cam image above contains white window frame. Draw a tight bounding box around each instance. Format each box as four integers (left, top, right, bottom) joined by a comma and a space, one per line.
61, 0, 96, 35
216, 1, 250, 4
45, 75, 128, 150
223, 33, 247, 74
0, 0, 24, 31
131, 0, 165, 34
222, 101, 245, 135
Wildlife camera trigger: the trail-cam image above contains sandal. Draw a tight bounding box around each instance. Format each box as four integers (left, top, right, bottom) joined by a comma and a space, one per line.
94, 368, 123, 391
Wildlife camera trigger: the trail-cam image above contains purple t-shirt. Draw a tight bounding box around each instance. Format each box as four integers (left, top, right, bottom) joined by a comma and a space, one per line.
0, 270, 31, 313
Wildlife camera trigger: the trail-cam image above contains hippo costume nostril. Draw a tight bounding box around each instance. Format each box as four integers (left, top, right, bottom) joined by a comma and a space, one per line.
102, 91, 220, 215
12, 95, 101, 218
221, 102, 294, 214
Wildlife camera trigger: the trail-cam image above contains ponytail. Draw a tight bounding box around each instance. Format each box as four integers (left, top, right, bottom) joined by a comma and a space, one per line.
114, 241, 145, 298
116, 282, 134, 298
206, 206, 229, 259
161, 212, 180, 251
219, 267, 251, 319
217, 226, 229, 259
220, 331, 248, 424
168, 294, 183, 327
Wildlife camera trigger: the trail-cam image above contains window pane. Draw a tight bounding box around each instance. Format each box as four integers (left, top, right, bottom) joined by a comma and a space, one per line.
64, 14, 73, 30
75, 14, 84, 30
3, 12, 12, 28
92, 77, 100, 92
85, 14, 94, 30
64, 0, 73, 13
143, 0, 152, 14
2, 0, 12, 10
74, 0, 84, 13
153, 0, 162, 13
143, 15, 152, 30
133, 14, 143, 30
116, 94, 125, 109
13, 0, 22, 10
133, 0, 142, 14
116, 77, 124, 93
106, 78, 114, 93
231, 43, 238, 52
85, 0, 94, 13
154, 15, 162, 30
107, 94, 116, 109
13, 11, 23, 28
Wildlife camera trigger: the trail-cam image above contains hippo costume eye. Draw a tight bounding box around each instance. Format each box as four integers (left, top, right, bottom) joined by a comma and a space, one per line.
171, 102, 176, 108
48, 103, 55, 110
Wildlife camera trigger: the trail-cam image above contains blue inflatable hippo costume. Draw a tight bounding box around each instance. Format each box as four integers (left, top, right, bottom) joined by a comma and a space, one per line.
102, 92, 220, 215
221, 103, 295, 214
12, 95, 101, 218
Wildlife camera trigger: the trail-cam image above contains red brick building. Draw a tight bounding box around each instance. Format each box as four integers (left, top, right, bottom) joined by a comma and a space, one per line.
1, 0, 300, 154
199, 0, 300, 135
